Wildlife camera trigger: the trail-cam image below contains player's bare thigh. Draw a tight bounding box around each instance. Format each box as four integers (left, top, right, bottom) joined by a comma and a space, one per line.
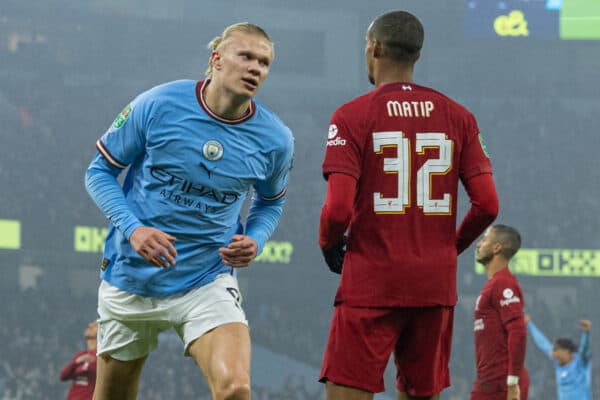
94, 353, 147, 400
326, 380, 374, 400
188, 322, 251, 400
325, 376, 441, 400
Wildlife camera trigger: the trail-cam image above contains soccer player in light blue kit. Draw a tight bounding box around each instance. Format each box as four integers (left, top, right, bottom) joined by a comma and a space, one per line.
85, 23, 294, 400
525, 315, 592, 400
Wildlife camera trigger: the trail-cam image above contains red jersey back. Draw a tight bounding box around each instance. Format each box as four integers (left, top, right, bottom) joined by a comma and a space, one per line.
473, 268, 526, 387
322, 82, 492, 307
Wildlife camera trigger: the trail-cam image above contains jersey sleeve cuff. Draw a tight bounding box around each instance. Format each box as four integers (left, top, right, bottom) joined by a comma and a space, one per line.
122, 220, 144, 240
246, 231, 267, 255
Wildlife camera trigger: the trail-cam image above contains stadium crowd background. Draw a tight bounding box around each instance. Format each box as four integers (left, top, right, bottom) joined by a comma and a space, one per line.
1, 0, 599, 398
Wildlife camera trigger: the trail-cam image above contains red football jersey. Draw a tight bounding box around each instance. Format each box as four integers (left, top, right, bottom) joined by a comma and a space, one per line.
322, 82, 492, 307
60, 349, 97, 400
473, 268, 526, 386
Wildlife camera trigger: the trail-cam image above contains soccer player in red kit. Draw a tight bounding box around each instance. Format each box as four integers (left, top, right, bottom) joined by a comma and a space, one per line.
472, 225, 528, 400
60, 321, 98, 400
318, 10, 499, 400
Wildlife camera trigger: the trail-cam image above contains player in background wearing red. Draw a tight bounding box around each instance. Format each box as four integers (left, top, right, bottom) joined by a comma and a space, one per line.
472, 225, 528, 400
60, 321, 98, 400
318, 10, 499, 400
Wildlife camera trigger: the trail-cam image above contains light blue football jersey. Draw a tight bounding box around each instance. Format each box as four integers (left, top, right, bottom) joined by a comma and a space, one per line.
528, 321, 592, 400
551, 353, 592, 400
88, 80, 294, 297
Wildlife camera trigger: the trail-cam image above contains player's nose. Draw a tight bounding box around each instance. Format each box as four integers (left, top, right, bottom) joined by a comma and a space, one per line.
247, 62, 261, 75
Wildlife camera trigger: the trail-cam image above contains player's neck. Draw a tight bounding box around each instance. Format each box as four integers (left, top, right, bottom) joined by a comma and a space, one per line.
558, 353, 574, 365
203, 80, 252, 120
374, 63, 414, 87
486, 259, 509, 279
86, 339, 97, 350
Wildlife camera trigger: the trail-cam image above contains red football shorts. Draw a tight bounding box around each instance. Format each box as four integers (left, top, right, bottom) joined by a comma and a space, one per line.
319, 304, 454, 396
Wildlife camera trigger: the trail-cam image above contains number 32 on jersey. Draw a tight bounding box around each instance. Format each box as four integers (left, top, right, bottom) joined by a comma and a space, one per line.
373, 131, 453, 215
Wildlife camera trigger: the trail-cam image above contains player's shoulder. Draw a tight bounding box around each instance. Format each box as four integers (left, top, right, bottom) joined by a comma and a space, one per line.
253, 98, 289, 129
132, 80, 195, 110
253, 99, 294, 147
144, 79, 195, 100
334, 83, 475, 120
416, 83, 476, 120
491, 268, 521, 290
333, 89, 377, 117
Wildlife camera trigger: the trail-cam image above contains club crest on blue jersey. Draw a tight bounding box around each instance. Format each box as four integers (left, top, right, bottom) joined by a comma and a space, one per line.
202, 140, 224, 161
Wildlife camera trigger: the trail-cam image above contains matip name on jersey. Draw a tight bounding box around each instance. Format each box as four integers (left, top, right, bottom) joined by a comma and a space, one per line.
386, 100, 435, 118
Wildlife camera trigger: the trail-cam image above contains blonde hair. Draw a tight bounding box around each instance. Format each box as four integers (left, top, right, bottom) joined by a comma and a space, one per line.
205, 22, 273, 78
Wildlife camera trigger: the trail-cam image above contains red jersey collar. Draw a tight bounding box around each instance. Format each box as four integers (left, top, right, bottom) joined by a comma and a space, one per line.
196, 80, 256, 124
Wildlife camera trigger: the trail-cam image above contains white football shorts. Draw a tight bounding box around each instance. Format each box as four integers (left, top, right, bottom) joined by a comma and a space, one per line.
96, 273, 247, 361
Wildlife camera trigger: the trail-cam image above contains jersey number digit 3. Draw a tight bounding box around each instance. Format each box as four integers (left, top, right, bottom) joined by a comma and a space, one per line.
373, 131, 453, 215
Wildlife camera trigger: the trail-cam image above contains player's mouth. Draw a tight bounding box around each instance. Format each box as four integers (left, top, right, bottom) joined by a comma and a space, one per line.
242, 77, 259, 91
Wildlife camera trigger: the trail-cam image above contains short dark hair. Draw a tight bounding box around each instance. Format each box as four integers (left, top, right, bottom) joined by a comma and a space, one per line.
491, 224, 522, 260
368, 11, 424, 64
554, 338, 577, 353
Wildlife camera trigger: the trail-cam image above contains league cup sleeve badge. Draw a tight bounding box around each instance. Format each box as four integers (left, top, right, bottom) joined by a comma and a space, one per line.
113, 104, 132, 129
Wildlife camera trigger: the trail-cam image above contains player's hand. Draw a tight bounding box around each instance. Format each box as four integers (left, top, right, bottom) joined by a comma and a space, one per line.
580, 319, 592, 331
506, 384, 520, 400
130, 226, 177, 268
219, 234, 258, 268
321, 236, 346, 274
75, 354, 95, 364
524, 314, 531, 324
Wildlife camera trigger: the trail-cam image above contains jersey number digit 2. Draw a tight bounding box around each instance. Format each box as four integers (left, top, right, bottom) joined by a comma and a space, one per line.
373, 131, 453, 215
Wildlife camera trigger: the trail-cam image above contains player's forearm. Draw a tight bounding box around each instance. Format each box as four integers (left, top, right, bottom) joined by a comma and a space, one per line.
245, 194, 284, 254
579, 331, 591, 363
526, 321, 553, 355
319, 205, 347, 249
59, 362, 77, 381
456, 173, 498, 254
85, 156, 142, 239
318, 173, 355, 249
506, 317, 527, 376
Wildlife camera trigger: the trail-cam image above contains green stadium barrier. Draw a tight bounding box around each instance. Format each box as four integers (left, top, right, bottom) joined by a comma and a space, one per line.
0, 219, 21, 249
561, 0, 600, 39
475, 248, 600, 277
